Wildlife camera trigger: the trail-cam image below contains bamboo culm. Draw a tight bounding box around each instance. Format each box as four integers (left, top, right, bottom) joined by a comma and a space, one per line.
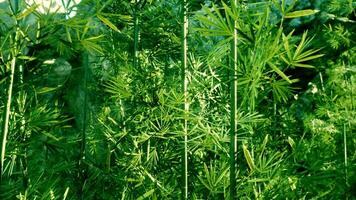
181, 0, 189, 198
229, 0, 238, 199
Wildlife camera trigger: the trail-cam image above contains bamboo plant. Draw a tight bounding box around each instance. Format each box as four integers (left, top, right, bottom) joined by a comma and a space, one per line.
1, 46, 17, 180
1, 0, 21, 179
0, 0, 354, 199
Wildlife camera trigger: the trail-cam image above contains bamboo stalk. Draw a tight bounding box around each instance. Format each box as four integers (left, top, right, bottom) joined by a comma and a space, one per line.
229, 0, 238, 199
343, 70, 353, 188
273, 100, 277, 135
133, 0, 140, 69
343, 123, 348, 186
1, 55, 16, 180
181, 0, 189, 198
79, 52, 89, 200
81, 53, 89, 160
1, 0, 20, 182
19, 64, 29, 189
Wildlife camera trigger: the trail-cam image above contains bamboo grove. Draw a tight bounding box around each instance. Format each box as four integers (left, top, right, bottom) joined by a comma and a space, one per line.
0, 0, 355, 199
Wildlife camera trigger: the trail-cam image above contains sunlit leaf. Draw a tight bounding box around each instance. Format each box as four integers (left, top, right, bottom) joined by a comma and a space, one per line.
137, 189, 154, 200
97, 14, 121, 32
284, 9, 320, 18
267, 62, 292, 84
243, 144, 255, 171
16, 4, 40, 20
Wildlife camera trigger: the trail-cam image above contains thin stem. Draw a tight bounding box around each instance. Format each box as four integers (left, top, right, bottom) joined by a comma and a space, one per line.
81, 53, 89, 159
181, 0, 189, 198
349, 74, 354, 113
19, 64, 29, 190
146, 139, 150, 162
319, 72, 325, 92
133, 1, 140, 69
1, 55, 16, 180
229, 0, 238, 199
343, 123, 348, 186
273, 99, 277, 135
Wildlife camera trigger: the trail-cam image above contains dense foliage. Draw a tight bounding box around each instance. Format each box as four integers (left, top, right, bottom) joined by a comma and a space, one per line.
0, 0, 355, 199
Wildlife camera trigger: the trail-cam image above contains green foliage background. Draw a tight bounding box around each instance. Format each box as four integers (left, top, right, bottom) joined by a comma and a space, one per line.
0, 0, 355, 199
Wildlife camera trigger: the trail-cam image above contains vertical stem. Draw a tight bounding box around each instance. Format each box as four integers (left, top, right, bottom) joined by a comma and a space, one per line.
319, 72, 325, 92
1, 0, 20, 180
343, 70, 353, 188
133, 1, 140, 69
343, 123, 348, 186
181, 0, 189, 198
273, 99, 277, 135
349, 75, 354, 114
81, 53, 89, 159
1, 56, 16, 180
19, 63, 29, 189
79, 53, 89, 199
146, 139, 150, 162
229, 0, 238, 199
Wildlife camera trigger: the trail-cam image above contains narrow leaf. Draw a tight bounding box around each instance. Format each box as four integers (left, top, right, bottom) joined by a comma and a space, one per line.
296, 53, 324, 63
243, 144, 255, 171
292, 63, 315, 68
282, 33, 292, 60
36, 87, 59, 94
296, 48, 322, 61
16, 4, 40, 20
267, 62, 292, 84
137, 189, 155, 200
97, 14, 120, 32
284, 9, 319, 18
294, 31, 308, 59
18, 56, 36, 61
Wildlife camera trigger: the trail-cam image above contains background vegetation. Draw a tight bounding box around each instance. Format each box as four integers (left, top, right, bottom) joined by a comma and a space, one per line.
0, 0, 355, 199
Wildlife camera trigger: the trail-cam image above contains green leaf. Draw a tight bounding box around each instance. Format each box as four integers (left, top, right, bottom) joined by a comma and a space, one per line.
0, 76, 7, 85
195, 4, 232, 37
18, 56, 36, 61
16, 4, 40, 20
36, 87, 59, 94
296, 53, 324, 63
282, 31, 294, 60
243, 143, 255, 171
80, 35, 105, 55
284, 9, 320, 18
281, 31, 322, 68
97, 14, 120, 32
292, 62, 315, 68
295, 48, 322, 61
104, 76, 131, 99
137, 189, 154, 200
247, 178, 270, 183
294, 31, 309, 60
288, 137, 295, 149
267, 62, 292, 84
65, 27, 72, 43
